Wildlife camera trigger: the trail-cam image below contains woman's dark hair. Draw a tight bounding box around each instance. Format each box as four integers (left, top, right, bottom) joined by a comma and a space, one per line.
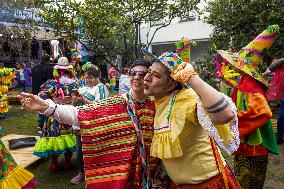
84, 66, 101, 78
130, 58, 151, 69
175, 83, 186, 90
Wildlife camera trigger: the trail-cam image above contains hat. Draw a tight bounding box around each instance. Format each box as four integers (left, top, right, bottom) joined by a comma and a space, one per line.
141, 48, 183, 74
142, 37, 193, 74
82, 62, 93, 71
54, 57, 73, 70
108, 67, 117, 77
71, 48, 79, 59
217, 25, 279, 86
175, 37, 191, 63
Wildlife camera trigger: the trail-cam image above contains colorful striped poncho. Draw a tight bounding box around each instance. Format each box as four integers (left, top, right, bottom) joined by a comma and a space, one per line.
78, 95, 168, 189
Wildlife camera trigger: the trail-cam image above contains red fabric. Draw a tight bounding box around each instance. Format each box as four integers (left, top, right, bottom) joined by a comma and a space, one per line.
169, 166, 242, 189
267, 64, 284, 100
234, 143, 269, 156
22, 178, 37, 189
237, 75, 266, 95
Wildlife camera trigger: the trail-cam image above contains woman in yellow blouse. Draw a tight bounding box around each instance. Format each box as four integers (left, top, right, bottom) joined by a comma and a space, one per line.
142, 49, 242, 189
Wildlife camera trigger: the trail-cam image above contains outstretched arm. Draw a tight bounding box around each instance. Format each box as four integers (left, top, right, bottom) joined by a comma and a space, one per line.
263, 58, 284, 76
18, 93, 79, 125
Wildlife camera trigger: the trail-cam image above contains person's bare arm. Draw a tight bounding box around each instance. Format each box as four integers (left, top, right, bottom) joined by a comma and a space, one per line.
172, 63, 235, 125
186, 75, 234, 125
269, 58, 284, 72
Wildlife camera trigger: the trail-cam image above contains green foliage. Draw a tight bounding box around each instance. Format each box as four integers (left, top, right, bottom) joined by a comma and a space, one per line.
194, 48, 218, 87
0, 24, 32, 57
34, 0, 200, 67
206, 0, 284, 58
196, 0, 284, 84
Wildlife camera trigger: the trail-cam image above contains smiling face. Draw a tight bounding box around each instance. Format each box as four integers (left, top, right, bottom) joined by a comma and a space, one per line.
129, 65, 148, 95
85, 73, 99, 87
144, 62, 177, 99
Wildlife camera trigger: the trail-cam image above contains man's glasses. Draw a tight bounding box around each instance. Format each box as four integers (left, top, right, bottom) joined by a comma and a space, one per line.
129, 70, 147, 77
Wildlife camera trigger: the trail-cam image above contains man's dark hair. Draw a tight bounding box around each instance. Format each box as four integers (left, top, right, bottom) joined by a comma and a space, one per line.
41, 55, 50, 64
130, 58, 151, 69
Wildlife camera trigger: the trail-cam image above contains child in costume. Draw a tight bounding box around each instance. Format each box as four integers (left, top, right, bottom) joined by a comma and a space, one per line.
19, 59, 169, 189
108, 67, 117, 93
35, 57, 77, 172
0, 127, 37, 189
0, 62, 16, 119
70, 64, 109, 185
215, 25, 279, 189
15, 61, 32, 93
141, 37, 241, 189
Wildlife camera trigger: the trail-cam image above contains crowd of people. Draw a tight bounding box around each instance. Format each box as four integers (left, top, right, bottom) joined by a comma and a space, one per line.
0, 24, 284, 189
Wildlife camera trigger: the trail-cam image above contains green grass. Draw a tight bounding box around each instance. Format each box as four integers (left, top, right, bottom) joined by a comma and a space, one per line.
1, 104, 38, 135
1, 104, 284, 189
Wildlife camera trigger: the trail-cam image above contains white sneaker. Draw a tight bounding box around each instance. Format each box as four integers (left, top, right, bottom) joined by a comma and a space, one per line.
71, 172, 84, 185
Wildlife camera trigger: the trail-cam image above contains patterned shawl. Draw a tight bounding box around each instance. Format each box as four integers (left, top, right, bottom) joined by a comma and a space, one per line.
78, 95, 168, 189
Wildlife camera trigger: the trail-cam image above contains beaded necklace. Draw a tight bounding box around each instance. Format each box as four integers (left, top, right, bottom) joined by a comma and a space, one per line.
166, 91, 178, 126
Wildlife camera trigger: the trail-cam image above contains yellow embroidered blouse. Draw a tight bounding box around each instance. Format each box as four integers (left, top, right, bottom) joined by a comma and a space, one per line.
151, 88, 236, 184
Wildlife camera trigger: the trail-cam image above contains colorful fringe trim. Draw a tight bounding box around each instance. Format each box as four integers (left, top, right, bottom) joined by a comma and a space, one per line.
33, 134, 76, 157
0, 166, 36, 189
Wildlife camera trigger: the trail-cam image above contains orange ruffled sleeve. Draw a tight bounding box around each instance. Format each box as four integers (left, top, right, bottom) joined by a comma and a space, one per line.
238, 93, 272, 138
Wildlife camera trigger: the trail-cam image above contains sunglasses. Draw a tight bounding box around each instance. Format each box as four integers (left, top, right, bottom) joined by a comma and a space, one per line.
129, 70, 147, 77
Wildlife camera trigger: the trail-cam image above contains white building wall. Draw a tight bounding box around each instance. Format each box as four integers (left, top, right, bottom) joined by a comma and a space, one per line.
140, 20, 213, 61
140, 20, 213, 44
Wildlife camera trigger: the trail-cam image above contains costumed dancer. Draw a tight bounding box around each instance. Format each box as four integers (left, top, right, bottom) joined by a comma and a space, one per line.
108, 67, 117, 93
0, 127, 37, 188
0, 62, 16, 119
70, 63, 109, 185
141, 37, 242, 189
35, 57, 77, 172
215, 25, 279, 189
18, 59, 170, 189
263, 58, 284, 143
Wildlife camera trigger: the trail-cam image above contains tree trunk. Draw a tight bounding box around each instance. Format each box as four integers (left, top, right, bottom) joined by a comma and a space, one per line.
123, 29, 128, 66
134, 23, 138, 59
138, 23, 142, 58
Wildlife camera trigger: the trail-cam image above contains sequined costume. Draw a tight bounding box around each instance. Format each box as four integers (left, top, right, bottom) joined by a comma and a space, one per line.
0, 67, 16, 119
